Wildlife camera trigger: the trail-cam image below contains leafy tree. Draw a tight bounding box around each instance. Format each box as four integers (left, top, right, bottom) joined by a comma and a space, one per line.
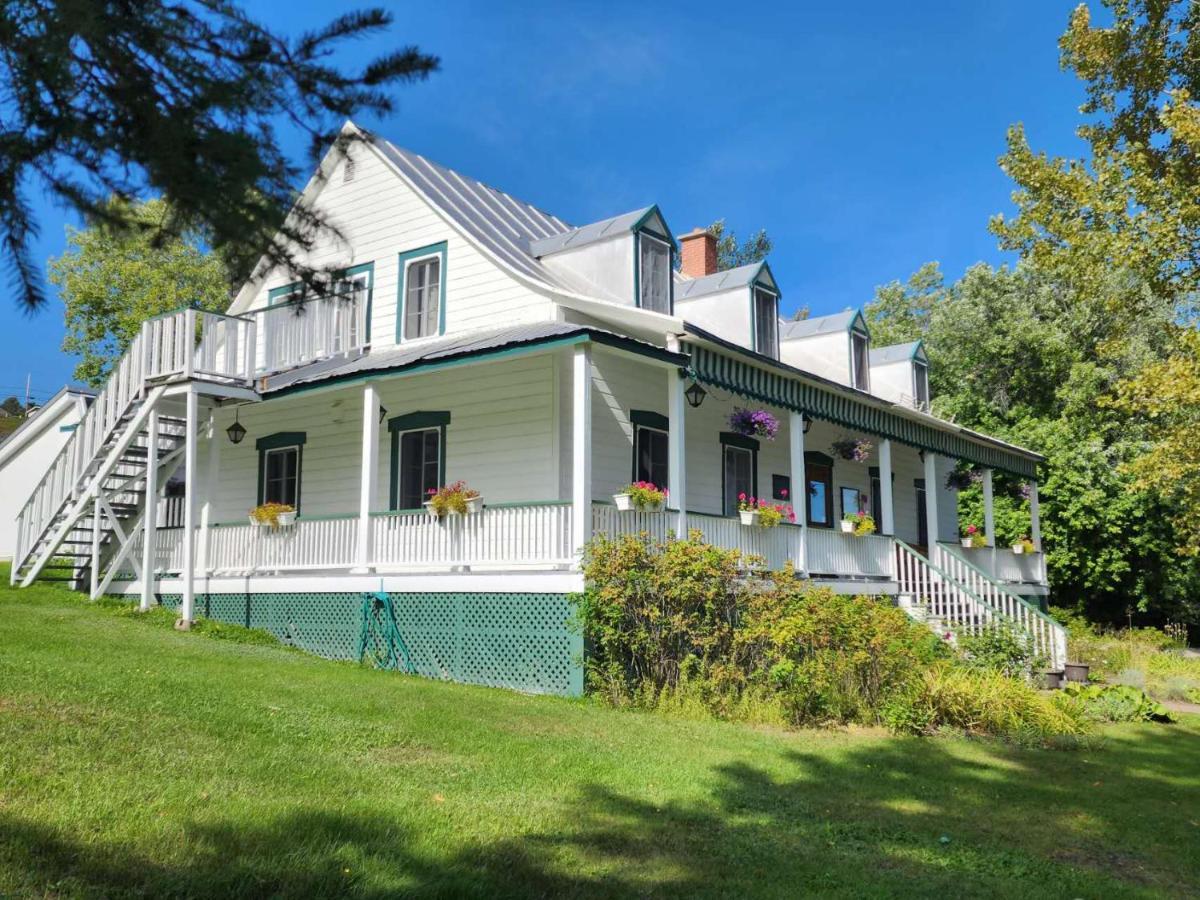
50, 197, 231, 386
0, 1, 439, 313
1, 396, 23, 417
706, 219, 772, 271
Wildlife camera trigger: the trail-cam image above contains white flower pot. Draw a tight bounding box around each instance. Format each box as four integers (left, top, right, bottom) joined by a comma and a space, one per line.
276, 511, 297, 527
739, 509, 759, 526
1012, 544, 1025, 554
961, 538, 973, 548
613, 493, 634, 511
465, 496, 483, 514
423, 501, 440, 519
840, 520, 855, 534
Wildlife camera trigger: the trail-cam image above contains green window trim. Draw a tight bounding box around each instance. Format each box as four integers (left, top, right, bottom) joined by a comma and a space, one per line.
633, 227, 675, 316
805, 450, 834, 467
630, 409, 669, 431
268, 281, 304, 306
388, 410, 450, 510
719, 432, 760, 452
396, 241, 448, 344
255, 431, 306, 510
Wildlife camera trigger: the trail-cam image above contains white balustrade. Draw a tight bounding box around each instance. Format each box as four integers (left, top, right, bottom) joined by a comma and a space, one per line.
954, 547, 1046, 585
257, 295, 367, 374
373, 504, 574, 570
806, 529, 894, 578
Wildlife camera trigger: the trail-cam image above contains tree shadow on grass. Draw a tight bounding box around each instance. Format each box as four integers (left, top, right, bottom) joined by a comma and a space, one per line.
2, 724, 1197, 898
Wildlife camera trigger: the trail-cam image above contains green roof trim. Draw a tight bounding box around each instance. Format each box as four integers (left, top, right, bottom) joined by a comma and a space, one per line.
630, 409, 669, 431
255, 431, 307, 451
686, 340, 1040, 479
387, 410, 451, 432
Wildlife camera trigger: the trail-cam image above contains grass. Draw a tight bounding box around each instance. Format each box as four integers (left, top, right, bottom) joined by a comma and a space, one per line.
2, 573, 1199, 898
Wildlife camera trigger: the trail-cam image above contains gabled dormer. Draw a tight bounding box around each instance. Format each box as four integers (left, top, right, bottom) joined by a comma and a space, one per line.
869, 340, 931, 410
530, 205, 676, 315
673, 230, 781, 359
779, 309, 872, 390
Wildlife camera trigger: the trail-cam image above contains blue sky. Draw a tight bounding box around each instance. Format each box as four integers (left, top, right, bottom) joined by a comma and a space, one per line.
3, 0, 1091, 404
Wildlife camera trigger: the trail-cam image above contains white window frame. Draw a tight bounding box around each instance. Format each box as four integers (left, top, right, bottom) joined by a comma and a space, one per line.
913, 360, 930, 410
851, 329, 871, 391
402, 253, 443, 344
638, 233, 672, 315
260, 445, 301, 508
394, 426, 442, 510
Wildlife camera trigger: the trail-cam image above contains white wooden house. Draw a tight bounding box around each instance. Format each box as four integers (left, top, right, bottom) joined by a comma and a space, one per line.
9, 123, 1065, 693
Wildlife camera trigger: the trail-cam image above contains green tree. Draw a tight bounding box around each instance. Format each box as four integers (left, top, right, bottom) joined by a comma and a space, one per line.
50, 197, 231, 386
706, 219, 773, 271
0, 1, 439, 312
0, 396, 22, 417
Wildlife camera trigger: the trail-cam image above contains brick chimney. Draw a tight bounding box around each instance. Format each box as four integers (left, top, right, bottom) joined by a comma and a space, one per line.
679, 228, 717, 278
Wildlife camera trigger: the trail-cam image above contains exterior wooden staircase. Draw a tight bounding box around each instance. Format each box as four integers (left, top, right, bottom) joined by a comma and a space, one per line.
894, 539, 1067, 671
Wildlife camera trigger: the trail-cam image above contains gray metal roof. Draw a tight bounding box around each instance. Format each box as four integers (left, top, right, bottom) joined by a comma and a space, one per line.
369, 135, 576, 289
674, 262, 769, 301
528, 207, 655, 257
256, 322, 681, 395
781, 309, 862, 340
869, 341, 925, 365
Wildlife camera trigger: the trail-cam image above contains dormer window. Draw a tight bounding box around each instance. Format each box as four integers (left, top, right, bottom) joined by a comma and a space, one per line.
638, 233, 671, 314
753, 288, 779, 358
913, 359, 930, 410
851, 329, 871, 391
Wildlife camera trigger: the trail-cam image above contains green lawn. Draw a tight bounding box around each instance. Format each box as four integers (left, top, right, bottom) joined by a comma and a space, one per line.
1, 574, 1198, 898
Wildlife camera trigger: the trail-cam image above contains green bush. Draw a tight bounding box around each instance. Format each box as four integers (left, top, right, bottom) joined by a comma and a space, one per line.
1059, 683, 1174, 723
957, 621, 1042, 677
884, 665, 1091, 742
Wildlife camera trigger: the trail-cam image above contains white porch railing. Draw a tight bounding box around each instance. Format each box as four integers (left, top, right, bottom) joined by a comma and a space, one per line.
950, 545, 1046, 586
257, 294, 367, 374
373, 504, 574, 570
806, 529, 894, 579
591, 504, 804, 572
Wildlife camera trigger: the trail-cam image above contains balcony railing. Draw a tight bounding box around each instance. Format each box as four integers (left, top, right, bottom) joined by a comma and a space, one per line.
806, 528, 894, 579
940, 543, 1047, 586
257, 294, 367, 374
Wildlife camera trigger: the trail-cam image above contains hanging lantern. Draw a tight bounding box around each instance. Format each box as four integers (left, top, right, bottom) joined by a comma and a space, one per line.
226, 408, 246, 445
684, 380, 707, 409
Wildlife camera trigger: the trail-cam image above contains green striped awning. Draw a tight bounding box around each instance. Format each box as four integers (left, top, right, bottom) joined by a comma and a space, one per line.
688, 344, 1040, 479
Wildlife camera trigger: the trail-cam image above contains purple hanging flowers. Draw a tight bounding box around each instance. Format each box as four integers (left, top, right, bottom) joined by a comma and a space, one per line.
831, 437, 873, 462
728, 407, 779, 440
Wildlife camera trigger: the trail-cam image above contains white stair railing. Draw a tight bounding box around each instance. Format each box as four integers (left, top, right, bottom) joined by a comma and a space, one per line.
257, 294, 367, 374
934, 543, 1067, 671
11, 308, 254, 584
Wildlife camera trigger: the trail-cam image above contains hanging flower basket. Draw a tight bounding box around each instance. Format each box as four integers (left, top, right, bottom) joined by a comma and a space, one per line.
615, 482, 666, 512
248, 503, 295, 529
830, 437, 872, 462
961, 524, 986, 548
945, 467, 983, 492
728, 408, 779, 440
842, 511, 875, 536
425, 481, 482, 517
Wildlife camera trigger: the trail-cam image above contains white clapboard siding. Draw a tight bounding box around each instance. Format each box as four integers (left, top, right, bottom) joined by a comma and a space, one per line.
806, 529, 894, 578
235, 142, 555, 346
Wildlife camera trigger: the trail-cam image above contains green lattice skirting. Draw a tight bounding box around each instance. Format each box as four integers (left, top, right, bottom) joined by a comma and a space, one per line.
157, 591, 583, 697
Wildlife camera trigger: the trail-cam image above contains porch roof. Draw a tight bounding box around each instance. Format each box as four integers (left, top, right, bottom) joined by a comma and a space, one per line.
255, 322, 686, 398
682, 324, 1044, 478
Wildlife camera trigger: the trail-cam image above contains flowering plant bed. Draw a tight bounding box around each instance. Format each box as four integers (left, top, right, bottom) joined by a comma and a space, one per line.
842, 511, 875, 536
425, 481, 482, 517
961, 524, 987, 548
614, 481, 666, 512
728, 408, 779, 440
830, 437, 872, 462
738, 494, 795, 528
249, 503, 296, 529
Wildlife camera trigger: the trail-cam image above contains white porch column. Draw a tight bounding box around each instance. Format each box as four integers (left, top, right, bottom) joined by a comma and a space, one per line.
90, 495, 101, 599
923, 451, 939, 548
198, 410, 220, 575
879, 438, 895, 537
667, 369, 687, 538
982, 467, 996, 577
139, 410, 159, 611
353, 382, 380, 573
788, 411, 808, 573
180, 387, 198, 626
571, 343, 592, 561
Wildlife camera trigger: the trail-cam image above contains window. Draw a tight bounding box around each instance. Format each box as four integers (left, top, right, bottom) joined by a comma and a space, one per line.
638, 233, 671, 314
635, 427, 669, 488
720, 432, 759, 516
398, 242, 447, 342
840, 487, 866, 519
256, 432, 306, 511
851, 329, 871, 390
913, 360, 930, 410
771, 474, 791, 502
388, 411, 450, 510
804, 451, 834, 527
754, 288, 779, 358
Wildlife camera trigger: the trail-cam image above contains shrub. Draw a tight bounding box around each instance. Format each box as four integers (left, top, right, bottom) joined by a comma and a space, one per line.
884, 665, 1090, 742
957, 622, 1042, 678
1059, 683, 1174, 723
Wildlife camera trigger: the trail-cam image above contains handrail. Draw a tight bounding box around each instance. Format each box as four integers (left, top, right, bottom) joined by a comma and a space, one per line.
935, 542, 1059, 626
